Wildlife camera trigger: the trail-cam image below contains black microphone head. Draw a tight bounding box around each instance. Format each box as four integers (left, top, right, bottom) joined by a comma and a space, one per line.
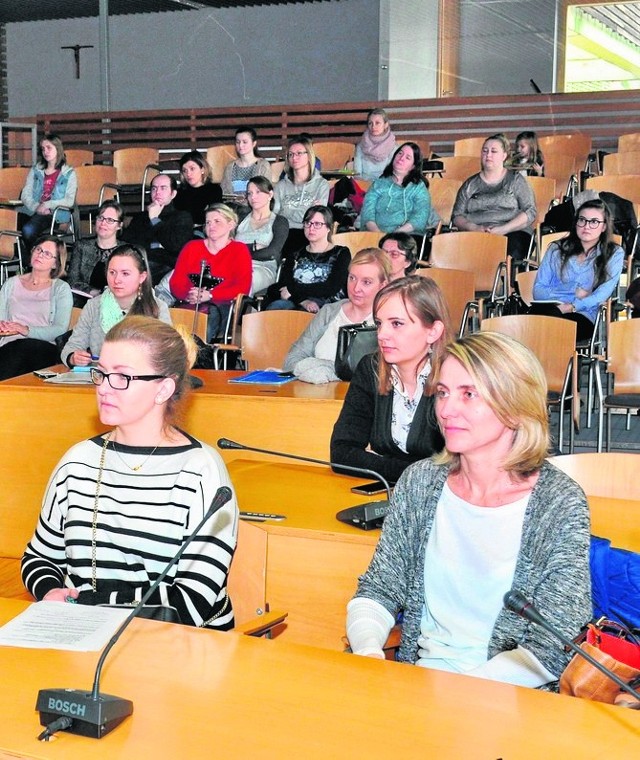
213, 485, 233, 504
503, 589, 530, 615
217, 438, 242, 450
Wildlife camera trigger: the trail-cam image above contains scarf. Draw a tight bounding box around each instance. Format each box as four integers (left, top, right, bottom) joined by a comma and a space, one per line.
359, 127, 396, 164
100, 288, 128, 335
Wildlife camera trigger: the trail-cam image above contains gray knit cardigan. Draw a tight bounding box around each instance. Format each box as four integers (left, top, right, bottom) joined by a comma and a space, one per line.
353, 458, 592, 677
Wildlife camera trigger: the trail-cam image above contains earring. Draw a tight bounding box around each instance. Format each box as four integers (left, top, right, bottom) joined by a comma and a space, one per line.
137, 285, 142, 301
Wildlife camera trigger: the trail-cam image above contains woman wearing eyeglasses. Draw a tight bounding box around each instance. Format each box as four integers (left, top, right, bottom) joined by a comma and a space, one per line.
62, 244, 171, 367
263, 205, 350, 313
67, 200, 124, 299
531, 199, 624, 341
22, 316, 238, 629
274, 136, 330, 257
380, 232, 418, 280
0, 234, 72, 380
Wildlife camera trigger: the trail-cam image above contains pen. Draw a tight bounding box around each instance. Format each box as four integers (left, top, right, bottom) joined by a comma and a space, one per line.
90, 355, 99, 361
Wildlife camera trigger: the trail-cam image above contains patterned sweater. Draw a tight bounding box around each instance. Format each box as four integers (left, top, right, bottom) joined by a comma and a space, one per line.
353, 458, 592, 677
22, 433, 238, 629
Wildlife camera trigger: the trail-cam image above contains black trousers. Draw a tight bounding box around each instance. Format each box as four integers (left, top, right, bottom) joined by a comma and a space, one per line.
0, 338, 60, 381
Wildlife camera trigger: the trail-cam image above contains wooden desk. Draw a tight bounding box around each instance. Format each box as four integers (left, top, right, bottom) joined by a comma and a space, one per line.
0, 369, 348, 562
590, 496, 640, 553
0, 599, 637, 757
228, 459, 381, 650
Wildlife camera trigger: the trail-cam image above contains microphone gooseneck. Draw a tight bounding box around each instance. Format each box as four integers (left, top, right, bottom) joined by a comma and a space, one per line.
36, 485, 233, 740
217, 438, 391, 530
503, 589, 640, 704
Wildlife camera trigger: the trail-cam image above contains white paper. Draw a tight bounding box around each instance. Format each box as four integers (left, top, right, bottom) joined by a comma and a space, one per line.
0, 602, 130, 652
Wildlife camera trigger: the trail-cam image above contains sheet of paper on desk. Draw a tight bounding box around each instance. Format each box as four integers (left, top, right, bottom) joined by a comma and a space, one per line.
0, 602, 130, 651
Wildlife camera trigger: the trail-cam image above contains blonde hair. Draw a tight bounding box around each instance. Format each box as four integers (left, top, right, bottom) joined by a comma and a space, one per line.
434, 331, 549, 476
104, 316, 197, 425
350, 247, 392, 282
204, 203, 239, 237
373, 275, 453, 395
483, 133, 511, 155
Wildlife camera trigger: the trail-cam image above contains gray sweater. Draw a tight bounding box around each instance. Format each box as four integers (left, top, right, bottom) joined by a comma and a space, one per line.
61, 292, 172, 366
354, 458, 592, 678
283, 300, 345, 373
273, 171, 330, 229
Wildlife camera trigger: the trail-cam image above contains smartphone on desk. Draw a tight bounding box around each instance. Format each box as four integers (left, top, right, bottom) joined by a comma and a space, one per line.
33, 370, 57, 380
350, 481, 388, 496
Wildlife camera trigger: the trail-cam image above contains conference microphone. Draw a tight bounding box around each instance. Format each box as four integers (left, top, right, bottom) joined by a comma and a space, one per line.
503, 589, 640, 704
36, 485, 233, 741
217, 438, 390, 530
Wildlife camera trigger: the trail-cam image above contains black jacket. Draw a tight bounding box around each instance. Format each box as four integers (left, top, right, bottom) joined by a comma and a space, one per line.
330, 353, 444, 484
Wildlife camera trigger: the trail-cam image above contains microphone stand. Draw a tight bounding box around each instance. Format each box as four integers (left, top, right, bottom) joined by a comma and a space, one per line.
504, 589, 640, 705
217, 437, 391, 530
36, 486, 233, 740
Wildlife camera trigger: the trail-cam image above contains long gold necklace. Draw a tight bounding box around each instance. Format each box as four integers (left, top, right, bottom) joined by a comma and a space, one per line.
108, 430, 161, 472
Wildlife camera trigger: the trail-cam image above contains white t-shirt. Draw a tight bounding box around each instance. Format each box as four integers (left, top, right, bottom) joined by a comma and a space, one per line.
417, 482, 528, 672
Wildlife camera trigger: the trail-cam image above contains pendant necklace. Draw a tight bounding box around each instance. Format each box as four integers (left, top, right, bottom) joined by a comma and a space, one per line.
108, 430, 161, 472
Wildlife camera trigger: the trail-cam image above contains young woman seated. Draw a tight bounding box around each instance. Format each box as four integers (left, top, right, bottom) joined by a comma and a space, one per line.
169, 203, 252, 341
67, 200, 124, 299
0, 235, 72, 380
19, 133, 77, 248
274, 136, 330, 256
221, 128, 272, 200
452, 133, 537, 268
62, 244, 171, 367
174, 150, 223, 226
531, 198, 624, 342
283, 248, 391, 384
234, 176, 289, 295
346, 332, 591, 689
330, 275, 451, 483
22, 316, 237, 629
354, 108, 398, 181
263, 205, 350, 313
360, 143, 432, 235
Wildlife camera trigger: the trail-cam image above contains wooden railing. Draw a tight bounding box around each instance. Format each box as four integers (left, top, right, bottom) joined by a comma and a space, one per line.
9, 89, 640, 165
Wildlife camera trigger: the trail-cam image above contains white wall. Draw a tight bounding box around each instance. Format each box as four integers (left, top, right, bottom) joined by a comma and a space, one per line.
457, 0, 557, 96
6, 0, 380, 116
380, 0, 439, 99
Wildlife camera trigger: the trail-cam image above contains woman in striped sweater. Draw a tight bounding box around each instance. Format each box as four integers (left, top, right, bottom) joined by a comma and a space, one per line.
21, 316, 238, 629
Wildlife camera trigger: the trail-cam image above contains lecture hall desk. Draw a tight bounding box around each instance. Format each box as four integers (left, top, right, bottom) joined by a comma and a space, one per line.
0, 598, 637, 758
0, 369, 376, 649
2, 370, 639, 653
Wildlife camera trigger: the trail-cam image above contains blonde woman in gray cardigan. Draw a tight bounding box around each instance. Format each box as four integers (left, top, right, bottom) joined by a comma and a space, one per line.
62, 245, 171, 367
347, 332, 591, 689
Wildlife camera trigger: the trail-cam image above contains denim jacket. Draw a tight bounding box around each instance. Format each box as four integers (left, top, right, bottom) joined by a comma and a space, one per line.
20, 164, 77, 224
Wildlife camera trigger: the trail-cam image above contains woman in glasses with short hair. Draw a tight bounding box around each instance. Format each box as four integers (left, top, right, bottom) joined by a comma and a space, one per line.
22, 316, 238, 629
263, 205, 350, 313
67, 200, 124, 299
62, 244, 171, 367
531, 198, 624, 341
0, 234, 72, 380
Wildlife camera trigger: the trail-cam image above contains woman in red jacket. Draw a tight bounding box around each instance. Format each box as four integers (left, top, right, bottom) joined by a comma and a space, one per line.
170, 203, 252, 340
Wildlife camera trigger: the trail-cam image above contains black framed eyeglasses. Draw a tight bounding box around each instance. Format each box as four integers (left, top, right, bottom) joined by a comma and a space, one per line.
576, 216, 605, 229
90, 368, 166, 390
